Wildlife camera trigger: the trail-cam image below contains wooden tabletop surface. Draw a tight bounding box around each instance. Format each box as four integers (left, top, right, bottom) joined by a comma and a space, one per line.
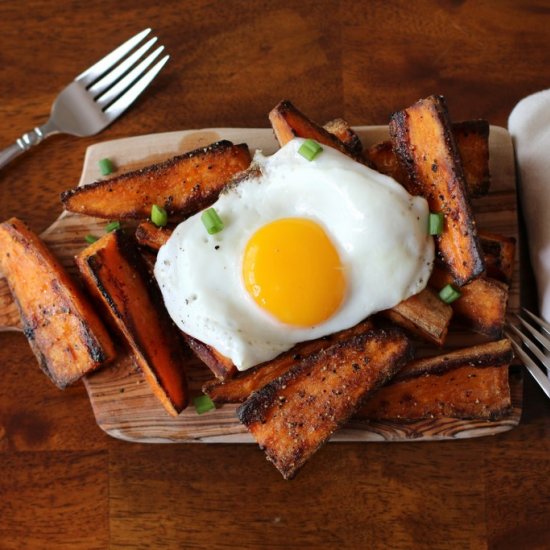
1, 1, 550, 548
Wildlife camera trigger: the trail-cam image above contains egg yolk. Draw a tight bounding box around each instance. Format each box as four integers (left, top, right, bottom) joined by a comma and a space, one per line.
242, 218, 346, 327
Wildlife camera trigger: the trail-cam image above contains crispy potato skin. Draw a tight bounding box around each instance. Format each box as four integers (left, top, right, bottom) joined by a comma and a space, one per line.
238, 328, 412, 479
358, 339, 513, 420
269, 100, 364, 161
0, 218, 116, 388
381, 287, 452, 346
203, 319, 375, 403
62, 141, 251, 219
365, 120, 491, 198
429, 266, 509, 338
389, 95, 485, 286
76, 230, 189, 415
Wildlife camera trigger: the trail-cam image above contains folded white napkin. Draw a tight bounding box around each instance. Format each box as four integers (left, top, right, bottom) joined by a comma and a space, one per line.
508, 89, 550, 322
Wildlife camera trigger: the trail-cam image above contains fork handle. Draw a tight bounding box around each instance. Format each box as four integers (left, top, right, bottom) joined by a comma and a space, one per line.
0, 123, 57, 170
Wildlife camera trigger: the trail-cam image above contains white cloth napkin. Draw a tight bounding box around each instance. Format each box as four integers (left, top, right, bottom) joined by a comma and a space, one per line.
508, 89, 550, 322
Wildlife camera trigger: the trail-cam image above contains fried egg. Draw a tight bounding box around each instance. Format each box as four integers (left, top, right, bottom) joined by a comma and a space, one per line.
155, 138, 434, 370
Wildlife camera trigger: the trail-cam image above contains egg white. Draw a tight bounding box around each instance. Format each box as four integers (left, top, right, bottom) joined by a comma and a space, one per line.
155, 138, 434, 370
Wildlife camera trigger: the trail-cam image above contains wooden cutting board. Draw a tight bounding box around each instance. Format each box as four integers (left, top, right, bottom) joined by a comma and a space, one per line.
0, 126, 522, 443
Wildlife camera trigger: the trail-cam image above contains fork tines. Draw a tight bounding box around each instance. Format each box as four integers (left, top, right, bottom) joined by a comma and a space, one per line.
76, 28, 169, 118
505, 308, 550, 398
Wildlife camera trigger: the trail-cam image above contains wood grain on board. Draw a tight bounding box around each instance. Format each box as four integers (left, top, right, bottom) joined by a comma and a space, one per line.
0, 126, 521, 443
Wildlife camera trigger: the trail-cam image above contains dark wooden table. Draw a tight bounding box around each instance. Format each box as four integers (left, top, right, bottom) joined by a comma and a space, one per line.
1, 1, 550, 548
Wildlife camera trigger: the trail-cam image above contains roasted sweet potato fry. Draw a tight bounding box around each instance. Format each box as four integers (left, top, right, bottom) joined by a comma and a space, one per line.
430, 266, 509, 338
76, 230, 189, 415
479, 230, 516, 284
389, 95, 485, 285
269, 100, 363, 161
365, 120, 491, 198
452, 120, 490, 198
0, 218, 115, 388
62, 141, 251, 219
238, 327, 412, 479
203, 319, 375, 403
135, 221, 173, 251
323, 118, 363, 156
182, 334, 237, 381
364, 140, 412, 187
357, 339, 513, 420
381, 287, 452, 346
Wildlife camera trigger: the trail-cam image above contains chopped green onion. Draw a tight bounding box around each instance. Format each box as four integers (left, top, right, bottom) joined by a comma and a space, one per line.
201, 207, 224, 234
151, 204, 168, 227
84, 234, 99, 244
439, 284, 461, 304
105, 220, 121, 233
428, 212, 444, 235
98, 158, 115, 176
193, 395, 216, 415
298, 139, 323, 161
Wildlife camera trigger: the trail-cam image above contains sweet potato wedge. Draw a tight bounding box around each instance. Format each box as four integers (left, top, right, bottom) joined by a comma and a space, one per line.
479, 230, 516, 284
452, 120, 490, 198
381, 287, 452, 346
0, 217, 116, 388
429, 266, 509, 338
203, 319, 375, 403
75, 230, 189, 415
237, 327, 412, 479
357, 339, 513, 420
135, 221, 173, 251
62, 140, 251, 219
389, 95, 485, 285
323, 118, 363, 156
269, 100, 363, 161
182, 334, 237, 381
365, 120, 491, 198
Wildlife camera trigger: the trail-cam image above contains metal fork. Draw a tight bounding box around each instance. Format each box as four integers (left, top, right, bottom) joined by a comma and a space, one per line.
505, 308, 550, 398
0, 28, 169, 170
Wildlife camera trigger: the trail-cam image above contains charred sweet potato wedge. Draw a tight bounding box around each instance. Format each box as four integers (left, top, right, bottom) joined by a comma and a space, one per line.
430, 266, 509, 338
365, 120, 491, 198
357, 339, 513, 420
323, 118, 363, 156
479, 230, 516, 284
452, 120, 490, 197
62, 141, 251, 219
389, 95, 485, 285
75, 230, 189, 415
269, 100, 363, 161
238, 328, 412, 479
0, 217, 116, 388
381, 287, 452, 346
364, 140, 412, 187
135, 221, 173, 251
182, 334, 237, 381
203, 319, 375, 403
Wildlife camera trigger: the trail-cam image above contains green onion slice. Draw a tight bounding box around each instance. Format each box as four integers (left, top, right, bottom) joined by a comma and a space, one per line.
193, 395, 216, 415
105, 221, 121, 233
439, 284, 461, 304
84, 234, 99, 244
428, 212, 444, 235
151, 204, 168, 227
201, 207, 224, 234
298, 139, 323, 161
98, 158, 115, 176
